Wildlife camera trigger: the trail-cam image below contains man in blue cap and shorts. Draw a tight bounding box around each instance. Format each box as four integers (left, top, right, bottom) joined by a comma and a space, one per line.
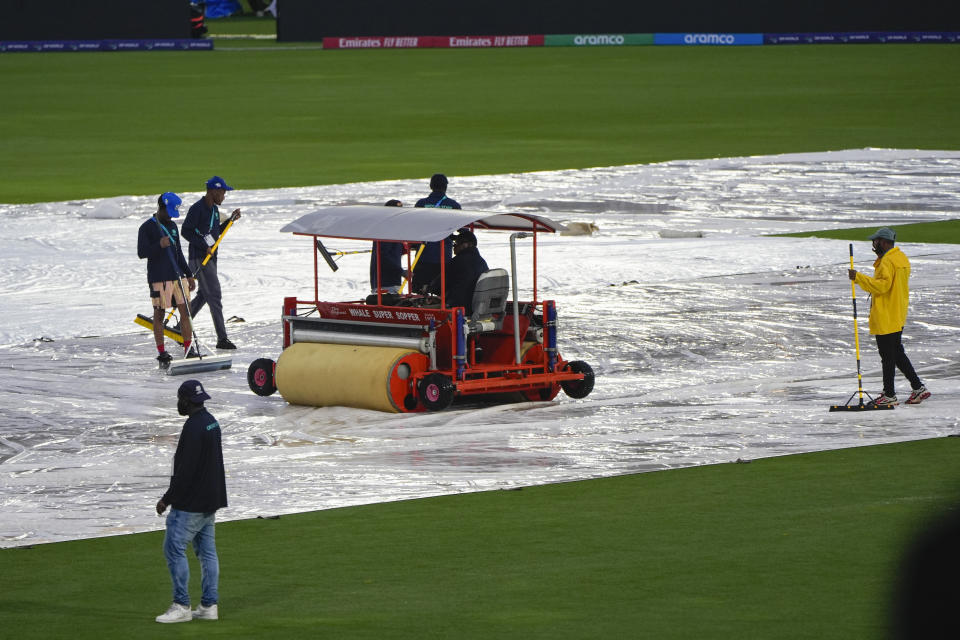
848, 226, 931, 407
182, 176, 242, 350
155, 379, 227, 623
137, 193, 196, 366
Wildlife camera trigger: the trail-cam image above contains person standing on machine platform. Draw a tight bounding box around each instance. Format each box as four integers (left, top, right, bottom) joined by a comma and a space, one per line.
370, 199, 408, 295
412, 173, 461, 293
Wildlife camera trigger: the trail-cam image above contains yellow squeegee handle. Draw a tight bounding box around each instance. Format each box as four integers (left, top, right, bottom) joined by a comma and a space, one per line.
201, 217, 235, 268
849, 244, 866, 404
400, 243, 426, 294
163, 217, 237, 323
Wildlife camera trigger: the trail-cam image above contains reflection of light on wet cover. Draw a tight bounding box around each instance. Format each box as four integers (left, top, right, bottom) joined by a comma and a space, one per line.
1, 149, 959, 547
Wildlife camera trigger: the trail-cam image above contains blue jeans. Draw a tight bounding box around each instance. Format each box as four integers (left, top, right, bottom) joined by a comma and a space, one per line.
163, 509, 219, 607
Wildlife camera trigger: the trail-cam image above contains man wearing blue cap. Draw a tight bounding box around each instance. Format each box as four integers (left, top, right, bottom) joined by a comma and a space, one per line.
155, 379, 227, 624
138, 193, 196, 366
849, 227, 930, 407
182, 176, 242, 350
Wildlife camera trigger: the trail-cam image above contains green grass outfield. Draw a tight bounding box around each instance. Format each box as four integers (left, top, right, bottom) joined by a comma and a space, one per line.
776, 219, 960, 244
3, 40, 958, 637
3, 438, 959, 638
1, 44, 958, 203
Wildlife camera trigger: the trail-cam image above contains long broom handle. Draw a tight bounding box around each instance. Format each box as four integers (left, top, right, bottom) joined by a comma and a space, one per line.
162, 217, 236, 324
163, 243, 208, 358
849, 243, 866, 405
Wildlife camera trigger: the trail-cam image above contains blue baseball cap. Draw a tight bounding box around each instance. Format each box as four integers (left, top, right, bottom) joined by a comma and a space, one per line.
205, 176, 234, 191
160, 192, 182, 218
177, 379, 211, 402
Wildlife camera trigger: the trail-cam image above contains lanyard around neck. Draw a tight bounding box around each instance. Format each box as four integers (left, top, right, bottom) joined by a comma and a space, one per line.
153, 217, 176, 242
424, 195, 447, 209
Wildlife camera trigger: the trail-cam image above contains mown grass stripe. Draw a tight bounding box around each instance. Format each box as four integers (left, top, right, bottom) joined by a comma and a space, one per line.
3, 438, 957, 638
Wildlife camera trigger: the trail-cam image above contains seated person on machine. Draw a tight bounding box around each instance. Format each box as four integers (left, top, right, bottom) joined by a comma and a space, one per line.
428, 229, 488, 315
366, 199, 407, 304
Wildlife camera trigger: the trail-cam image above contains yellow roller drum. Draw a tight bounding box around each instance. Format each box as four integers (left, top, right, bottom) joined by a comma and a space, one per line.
275, 343, 428, 412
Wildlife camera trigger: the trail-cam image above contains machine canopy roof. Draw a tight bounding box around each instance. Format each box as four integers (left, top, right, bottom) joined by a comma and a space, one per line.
280, 205, 566, 242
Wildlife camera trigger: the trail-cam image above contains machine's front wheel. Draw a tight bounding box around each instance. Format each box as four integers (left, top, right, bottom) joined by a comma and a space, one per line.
248, 358, 278, 396
560, 360, 594, 399
418, 373, 455, 411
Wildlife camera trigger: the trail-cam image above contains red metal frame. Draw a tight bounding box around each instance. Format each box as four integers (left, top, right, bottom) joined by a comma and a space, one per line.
272, 222, 584, 411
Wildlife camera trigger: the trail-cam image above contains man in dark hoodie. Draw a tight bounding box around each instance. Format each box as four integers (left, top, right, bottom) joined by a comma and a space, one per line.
155, 379, 228, 624
430, 229, 488, 315
137, 192, 196, 366
412, 173, 461, 293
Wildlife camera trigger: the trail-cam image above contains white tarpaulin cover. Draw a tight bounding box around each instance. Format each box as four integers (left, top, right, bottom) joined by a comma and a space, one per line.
0, 148, 958, 548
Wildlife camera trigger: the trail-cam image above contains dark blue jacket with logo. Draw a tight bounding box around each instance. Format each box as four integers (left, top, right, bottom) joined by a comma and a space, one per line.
414, 192, 461, 266
161, 407, 228, 514
182, 198, 231, 263
137, 217, 191, 284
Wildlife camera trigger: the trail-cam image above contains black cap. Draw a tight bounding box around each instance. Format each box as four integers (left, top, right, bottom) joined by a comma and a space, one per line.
177, 379, 211, 402
384, 199, 402, 207
453, 229, 477, 246
430, 173, 448, 192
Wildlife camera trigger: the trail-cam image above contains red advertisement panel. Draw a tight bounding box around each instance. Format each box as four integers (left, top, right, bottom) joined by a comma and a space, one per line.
322, 36, 426, 49
323, 35, 544, 49
437, 34, 545, 47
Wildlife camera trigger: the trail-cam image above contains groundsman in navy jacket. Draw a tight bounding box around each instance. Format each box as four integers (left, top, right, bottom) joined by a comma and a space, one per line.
412, 173, 461, 292
137, 208, 191, 284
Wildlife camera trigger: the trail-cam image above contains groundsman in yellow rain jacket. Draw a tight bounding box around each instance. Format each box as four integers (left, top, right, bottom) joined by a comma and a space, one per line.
854, 245, 910, 335
847, 227, 929, 406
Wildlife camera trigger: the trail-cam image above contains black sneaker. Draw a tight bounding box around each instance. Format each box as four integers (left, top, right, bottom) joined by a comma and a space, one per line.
157, 352, 173, 369
216, 338, 237, 350
185, 347, 200, 359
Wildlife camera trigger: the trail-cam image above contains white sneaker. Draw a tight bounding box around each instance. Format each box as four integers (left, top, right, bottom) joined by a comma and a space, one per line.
155, 603, 192, 623
867, 393, 898, 408
192, 603, 219, 620
906, 385, 931, 405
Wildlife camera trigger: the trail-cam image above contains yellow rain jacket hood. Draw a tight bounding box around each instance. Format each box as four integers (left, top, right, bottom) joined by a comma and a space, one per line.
854, 246, 911, 335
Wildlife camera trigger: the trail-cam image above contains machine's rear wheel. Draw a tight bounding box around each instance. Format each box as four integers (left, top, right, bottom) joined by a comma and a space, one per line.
560, 360, 594, 399
418, 373, 455, 411
248, 358, 278, 396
